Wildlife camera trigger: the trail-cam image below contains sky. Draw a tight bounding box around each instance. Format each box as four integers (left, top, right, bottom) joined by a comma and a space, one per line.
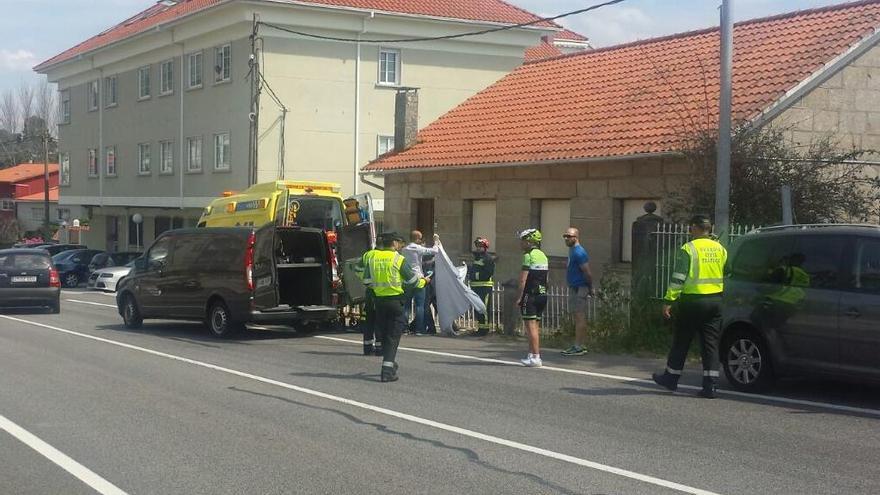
0, 0, 847, 93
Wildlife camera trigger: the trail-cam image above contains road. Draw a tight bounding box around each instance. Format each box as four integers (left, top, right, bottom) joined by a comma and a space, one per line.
1, 289, 879, 495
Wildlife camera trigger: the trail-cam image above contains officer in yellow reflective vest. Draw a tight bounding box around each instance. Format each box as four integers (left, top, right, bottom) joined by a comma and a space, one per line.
363, 232, 429, 382
356, 246, 381, 356
652, 215, 728, 398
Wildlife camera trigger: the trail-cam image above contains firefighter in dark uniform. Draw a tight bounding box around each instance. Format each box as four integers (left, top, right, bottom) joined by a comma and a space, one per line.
363, 232, 429, 382
468, 237, 495, 336
357, 245, 382, 356
652, 215, 728, 398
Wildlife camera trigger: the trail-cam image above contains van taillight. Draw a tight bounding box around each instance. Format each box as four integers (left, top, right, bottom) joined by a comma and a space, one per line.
245, 231, 256, 291
49, 267, 61, 288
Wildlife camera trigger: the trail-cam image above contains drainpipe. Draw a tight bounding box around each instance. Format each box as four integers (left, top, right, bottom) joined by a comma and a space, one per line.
354, 13, 373, 195
178, 41, 185, 211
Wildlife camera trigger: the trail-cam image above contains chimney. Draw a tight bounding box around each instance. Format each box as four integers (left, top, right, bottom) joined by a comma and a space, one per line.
394, 87, 419, 153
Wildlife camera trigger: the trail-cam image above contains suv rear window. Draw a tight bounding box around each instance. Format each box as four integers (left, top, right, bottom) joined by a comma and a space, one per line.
791, 236, 844, 289
0, 253, 51, 269
729, 236, 792, 283
854, 238, 880, 293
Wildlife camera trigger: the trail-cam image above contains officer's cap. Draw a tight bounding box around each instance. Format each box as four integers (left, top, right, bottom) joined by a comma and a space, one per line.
379, 231, 405, 243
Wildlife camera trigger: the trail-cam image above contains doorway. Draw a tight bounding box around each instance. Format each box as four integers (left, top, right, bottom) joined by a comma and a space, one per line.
106, 216, 119, 252
413, 199, 435, 239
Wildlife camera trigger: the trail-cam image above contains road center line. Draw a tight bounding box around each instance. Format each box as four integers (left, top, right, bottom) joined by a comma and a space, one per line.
0, 414, 128, 495
66, 299, 117, 309
1, 314, 720, 495
315, 335, 880, 418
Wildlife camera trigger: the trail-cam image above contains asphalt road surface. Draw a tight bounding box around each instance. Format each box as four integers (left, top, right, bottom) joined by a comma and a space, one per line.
1, 289, 878, 495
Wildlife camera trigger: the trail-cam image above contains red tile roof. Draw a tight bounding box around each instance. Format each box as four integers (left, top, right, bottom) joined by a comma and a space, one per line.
366, 0, 880, 172
0, 163, 60, 183
16, 186, 59, 203
554, 28, 588, 42
36, 0, 555, 70
524, 39, 563, 62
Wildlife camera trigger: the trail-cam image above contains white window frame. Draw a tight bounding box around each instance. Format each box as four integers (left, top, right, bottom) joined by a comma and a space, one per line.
105, 75, 117, 107
214, 44, 231, 84
160, 140, 174, 175
213, 132, 230, 171
378, 48, 401, 86
88, 80, 99, 111
138, 66, 151, 100
105, 146, 117, 177
377, 135, 395, 156
59, 152, 70, 186
87, 148, 98, 177
187, 136, 203, 172
188, 51, 203, 89
138, 143, 151, 175
60, 90, 70, 124
0, 199, 14, 211
539, 199, 571, 257
160, 60, 174, 95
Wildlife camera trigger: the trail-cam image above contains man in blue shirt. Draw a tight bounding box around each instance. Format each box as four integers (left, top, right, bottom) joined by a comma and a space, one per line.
561, 227, 594, 356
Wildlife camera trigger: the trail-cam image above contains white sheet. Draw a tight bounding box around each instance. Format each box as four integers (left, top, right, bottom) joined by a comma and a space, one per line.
434, 245, 486, 331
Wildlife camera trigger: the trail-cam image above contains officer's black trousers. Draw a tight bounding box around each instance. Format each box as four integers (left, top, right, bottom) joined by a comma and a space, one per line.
362, 291, 381, 345
375, 297, 406, 364
473, 286, 492, 334
666, 294, 722, 373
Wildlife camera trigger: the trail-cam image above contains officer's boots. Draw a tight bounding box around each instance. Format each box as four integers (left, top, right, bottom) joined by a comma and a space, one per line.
699, 376, 718, 399
652, 371, 680, 391
363, 342, 374, 356
374, 344, 384, 356
380, 362, 399, 382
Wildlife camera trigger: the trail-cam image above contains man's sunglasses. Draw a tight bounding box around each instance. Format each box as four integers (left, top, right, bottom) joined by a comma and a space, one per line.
562, 234, 576, 239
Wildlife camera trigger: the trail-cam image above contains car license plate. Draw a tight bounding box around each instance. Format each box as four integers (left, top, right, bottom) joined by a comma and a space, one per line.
11, 276, 37, 283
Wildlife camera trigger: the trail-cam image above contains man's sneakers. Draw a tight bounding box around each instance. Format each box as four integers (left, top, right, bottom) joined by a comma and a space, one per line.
561, 345, 588, 356
520, 354, 543, 367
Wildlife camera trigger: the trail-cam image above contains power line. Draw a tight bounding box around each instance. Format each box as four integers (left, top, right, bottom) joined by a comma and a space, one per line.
258, 0, 626, 44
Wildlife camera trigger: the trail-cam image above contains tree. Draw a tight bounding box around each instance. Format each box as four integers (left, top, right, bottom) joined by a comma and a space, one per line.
666, 124, 880, 225
0, 79, 58, 168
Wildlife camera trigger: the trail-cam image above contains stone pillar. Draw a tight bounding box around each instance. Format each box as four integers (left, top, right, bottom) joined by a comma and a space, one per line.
631, 201, 663, 303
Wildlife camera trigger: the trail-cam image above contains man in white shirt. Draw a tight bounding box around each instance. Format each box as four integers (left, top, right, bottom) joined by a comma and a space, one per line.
402, 230, 440, 335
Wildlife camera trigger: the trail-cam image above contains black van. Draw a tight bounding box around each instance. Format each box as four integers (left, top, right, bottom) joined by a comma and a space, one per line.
721, 224, 880, 391
115, 224, 367, 337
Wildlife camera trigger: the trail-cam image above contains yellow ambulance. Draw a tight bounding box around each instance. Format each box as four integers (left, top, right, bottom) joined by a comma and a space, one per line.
197, 180, 375, 305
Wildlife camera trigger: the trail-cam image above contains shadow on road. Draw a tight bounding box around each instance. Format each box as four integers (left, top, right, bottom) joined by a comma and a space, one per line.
228, 387, 603, 495
93, 322, 302, 347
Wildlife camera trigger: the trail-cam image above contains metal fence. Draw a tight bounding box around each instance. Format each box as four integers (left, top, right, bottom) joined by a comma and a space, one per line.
652, 223, 759, 299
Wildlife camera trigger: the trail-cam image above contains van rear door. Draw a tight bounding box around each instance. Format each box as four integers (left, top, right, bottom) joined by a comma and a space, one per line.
253, 225, 279, 309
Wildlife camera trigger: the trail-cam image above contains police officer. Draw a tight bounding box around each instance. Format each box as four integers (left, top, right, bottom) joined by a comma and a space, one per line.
357, 244, 382, 356
363, 232, 429, 382
468, 237, 495, 336
652, 215, 728, 398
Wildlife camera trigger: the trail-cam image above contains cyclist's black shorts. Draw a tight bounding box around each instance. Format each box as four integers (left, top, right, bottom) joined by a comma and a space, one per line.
520, 294, 547, 321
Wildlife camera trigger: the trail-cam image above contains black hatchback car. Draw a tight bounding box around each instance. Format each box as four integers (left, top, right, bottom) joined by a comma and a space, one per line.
0, 249, 61, 312
52, 249, 105, 287
721, 224, 880, 391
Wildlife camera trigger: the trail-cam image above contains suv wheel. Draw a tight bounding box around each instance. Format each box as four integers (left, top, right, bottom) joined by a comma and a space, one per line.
121, 294, 143, 329
63, 273, 80, 288
207, 301, 243, 338
722, 328, 773, 392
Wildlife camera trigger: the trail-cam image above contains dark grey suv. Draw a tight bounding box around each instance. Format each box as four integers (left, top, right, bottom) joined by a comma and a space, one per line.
721, 224, 880, 391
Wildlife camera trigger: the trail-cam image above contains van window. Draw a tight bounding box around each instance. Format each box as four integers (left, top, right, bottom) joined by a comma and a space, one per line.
789, 236, 844, 290
148, 237, 172, 266
730, 236, 791, 283
170, 235, 210, 270
290, 196, 343, 231
854, 238, 880, 293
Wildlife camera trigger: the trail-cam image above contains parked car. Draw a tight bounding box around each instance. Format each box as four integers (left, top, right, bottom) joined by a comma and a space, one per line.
88, 260, 136, 292
116, 225, 367, 337
39, 244, 87, 256
52, 249, 105, 288
721, 224, 880, 391
88, 251, 143, 273
0, 249, 61, 312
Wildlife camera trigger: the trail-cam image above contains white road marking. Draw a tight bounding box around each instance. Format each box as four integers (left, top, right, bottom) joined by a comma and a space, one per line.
315, 335, 880, 418
2, 315, 720, 495
66, 299, 117, 309
0, 414, 128, 495
63, 290, 115, 297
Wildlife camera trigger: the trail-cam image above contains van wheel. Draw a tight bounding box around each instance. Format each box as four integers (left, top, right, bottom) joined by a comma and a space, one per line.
722, 327, 773, 392
207, 301, 243, 338
122, 295, 143, 329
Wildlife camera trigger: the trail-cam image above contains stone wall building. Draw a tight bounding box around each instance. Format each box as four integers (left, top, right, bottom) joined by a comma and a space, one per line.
365, 1, 880, 286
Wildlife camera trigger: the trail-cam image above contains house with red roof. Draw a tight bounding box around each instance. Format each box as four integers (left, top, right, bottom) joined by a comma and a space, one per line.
0, 163, 59, 223
364, 0, 880, 281
35, 0, 570, 251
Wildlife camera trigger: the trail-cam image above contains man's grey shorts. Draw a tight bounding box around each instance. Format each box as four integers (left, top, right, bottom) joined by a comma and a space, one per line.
568, 286, 591, 314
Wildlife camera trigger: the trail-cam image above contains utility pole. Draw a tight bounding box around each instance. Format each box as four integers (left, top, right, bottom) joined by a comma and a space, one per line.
715, 0, 733, 244
43, 129, 50, 229
248, 14, 261, 187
